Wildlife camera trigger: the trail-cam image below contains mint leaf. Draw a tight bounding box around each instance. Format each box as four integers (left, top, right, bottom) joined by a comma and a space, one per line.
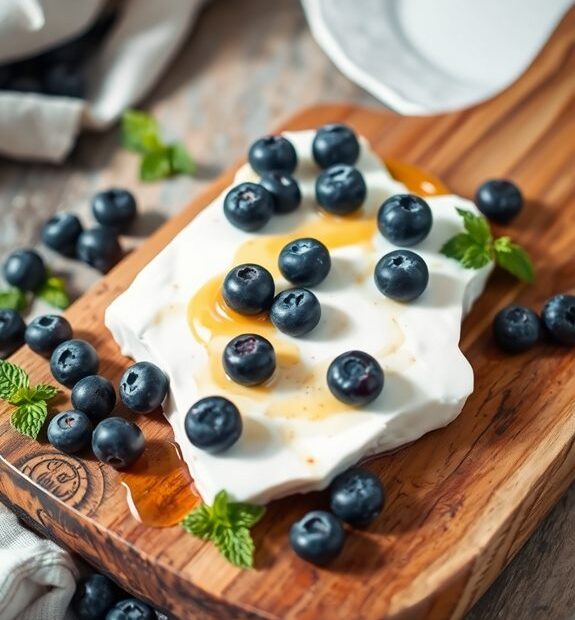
31, 383, 58, 402
11, 400, 47, 440
122, 110, 162, 154
0, 288, 27, 312
8, 386, 35, 406
456, 208, 492, 246
0, 361, 29, 400
169, 143, 195, 175
37, 276, 70, 310
494, 236, 535, 283
440, 233, 472, 262
140, 149, 172, 181
215, 527, 255, 570
181, 490, 265, 569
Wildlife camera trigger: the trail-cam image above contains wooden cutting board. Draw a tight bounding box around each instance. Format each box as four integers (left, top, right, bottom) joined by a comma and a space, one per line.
1, 11, 574, 620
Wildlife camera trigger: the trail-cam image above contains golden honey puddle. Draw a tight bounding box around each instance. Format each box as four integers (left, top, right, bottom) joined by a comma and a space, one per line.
185, 159, 447, 421
121, 441, 199, 527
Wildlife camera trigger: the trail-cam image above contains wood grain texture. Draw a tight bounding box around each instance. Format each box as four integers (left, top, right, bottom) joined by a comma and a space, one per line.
0, 3, 574, 619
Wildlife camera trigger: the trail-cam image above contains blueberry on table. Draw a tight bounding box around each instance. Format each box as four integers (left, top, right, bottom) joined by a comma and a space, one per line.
25, 314, 73, 356
42, 212, 83, 257
327, 350, 384, 407
185, 396, 242, 453
72, 375, 117, 422
92, 188, 138, 232
0, 309, 26, 350
106, 598, 154, 620
278, 237, 331, 287
541, 294, 575, 345
76, 227, 123, 273
119, 361, 169, 414
50, 339, 99, 387
222, 263, 275, 315
270, 288, 321, 337
3, 248, 46, 291
223, 333, 276, 386
42, 63, 85, 99
377, 194, 433, 247
92, 417, 146, 469
223, 182, 274, 232
248, 135, 297, 175
315, 164, 366, 215
47, 410, 93, 454
374, 249, 429, 302
475, 179, 523, 223
312, 123, 360, 169
260, 171, 302, 214
329, 467, 385, 527
72, 573, 121, 620
289, 510, 345, 565
493, 305, 541, 353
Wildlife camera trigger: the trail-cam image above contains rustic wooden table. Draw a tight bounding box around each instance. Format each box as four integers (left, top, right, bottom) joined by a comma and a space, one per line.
0, 1, 573, 618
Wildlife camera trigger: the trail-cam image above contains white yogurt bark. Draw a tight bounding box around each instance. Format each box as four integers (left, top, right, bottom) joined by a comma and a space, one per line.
105, 130, 493, 505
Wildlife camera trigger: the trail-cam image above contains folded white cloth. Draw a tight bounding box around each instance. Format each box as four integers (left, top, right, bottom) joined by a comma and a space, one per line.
0, 502, 78, 620
0, 0, 205, 162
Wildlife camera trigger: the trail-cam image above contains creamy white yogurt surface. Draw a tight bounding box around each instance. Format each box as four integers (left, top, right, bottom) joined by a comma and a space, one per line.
105, 130, 493, 504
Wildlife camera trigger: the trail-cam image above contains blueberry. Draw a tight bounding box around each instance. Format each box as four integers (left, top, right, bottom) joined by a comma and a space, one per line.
315, 164, 366, 215
542, 294, 575, 345
260, 172, 301, 214
119, 361, 169, 414
475, 179, 523, 223
47, 410, 93, 454
106, 598, 154, 620
493, 305, 541, 353
248, 135, 297, 175
72, 375, 117, 422
25, 314, 72, 356
270, 288, 321, 337
3, 248, 46, 292
377, 194, 433, 247
278, 237, 331, 287
374, 250, 429, 302
223, 334, 276, 386
289, 510, 345, 565
185, 396, 242, 453
223, 182, 274, 232
76, 227, 122, 273
222, 264, 275, 315
327, 350, 384, 406
92, 417, 146, 469
0, 309, 26, 350
72, 573, 120, 620
50, 339, 99, 387
92, 189, 138, 232
42, 213, 83, 256
312, 123, 360, 168
43, 63, 85, 98
329, 467, 385, 527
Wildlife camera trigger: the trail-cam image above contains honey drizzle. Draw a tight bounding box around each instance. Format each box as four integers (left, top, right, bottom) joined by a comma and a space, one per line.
186, 159, 447, 417
120, 441, 199, 527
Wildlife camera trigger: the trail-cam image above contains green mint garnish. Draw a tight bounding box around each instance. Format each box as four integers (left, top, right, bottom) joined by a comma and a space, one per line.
0, 288, 28, 312
181, 490, 265, 569
0, 361, 58, 440
37, 276, 70, 310
122, 110, 195, 182
441, 208, 535, 282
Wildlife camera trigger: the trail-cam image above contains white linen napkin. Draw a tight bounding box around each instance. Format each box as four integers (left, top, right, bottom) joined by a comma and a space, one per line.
0, 502, 78, 620
0, 0, 205, 162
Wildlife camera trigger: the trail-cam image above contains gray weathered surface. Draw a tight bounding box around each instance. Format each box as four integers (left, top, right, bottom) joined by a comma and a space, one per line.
0, 1, 572, 618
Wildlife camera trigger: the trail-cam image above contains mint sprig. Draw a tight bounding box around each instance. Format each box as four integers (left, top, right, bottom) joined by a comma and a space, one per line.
37, 276, 70, 310
441, 208, 535, 282
0, 361, 58, 439
122, 110, 196, 181
0, 288, 28, 312
181, 490, 265, 569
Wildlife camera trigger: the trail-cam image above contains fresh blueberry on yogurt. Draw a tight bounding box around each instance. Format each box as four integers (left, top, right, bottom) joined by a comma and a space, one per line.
260, 171, 301, 214
248, 135, 297, 175
270, 288, 321, 337
312, 123, 360, 168
374, 249, 429, 302
278, 238, 331, 288
315, 164, 366, 215
222, 263, 275, 315
377, 194, 433, 247
223, 182, 274, 231
185, 396, 242, 454
327, 350, 384, 407
223, 334, 276, 386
